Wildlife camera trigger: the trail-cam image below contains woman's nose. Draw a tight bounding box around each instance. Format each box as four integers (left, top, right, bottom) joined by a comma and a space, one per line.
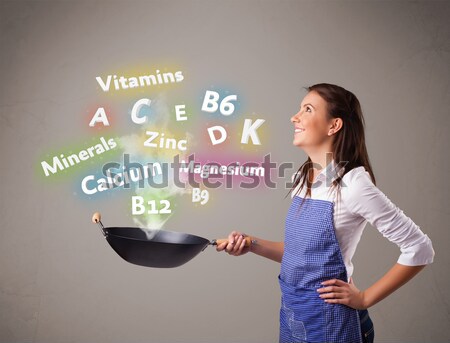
291, 111, 301, 123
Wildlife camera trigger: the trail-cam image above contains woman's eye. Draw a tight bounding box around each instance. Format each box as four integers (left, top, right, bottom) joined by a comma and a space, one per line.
306, 106, 311, 112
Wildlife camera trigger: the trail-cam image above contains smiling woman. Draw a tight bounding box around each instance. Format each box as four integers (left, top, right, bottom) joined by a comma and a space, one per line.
217, 83, 435, 343
291, 92, 342, 156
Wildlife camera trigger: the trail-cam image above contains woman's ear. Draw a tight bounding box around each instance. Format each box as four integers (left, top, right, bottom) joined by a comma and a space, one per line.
328, 118, 343, 136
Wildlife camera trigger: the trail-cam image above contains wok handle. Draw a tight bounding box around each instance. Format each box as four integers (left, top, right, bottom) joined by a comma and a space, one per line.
212, 237, 252, 247
91, 212, 107, 237
92, 212, 102, 224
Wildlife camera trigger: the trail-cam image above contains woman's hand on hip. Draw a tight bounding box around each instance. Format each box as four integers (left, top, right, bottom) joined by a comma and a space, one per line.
316, 277, 368, 310
215, 231, 251, 256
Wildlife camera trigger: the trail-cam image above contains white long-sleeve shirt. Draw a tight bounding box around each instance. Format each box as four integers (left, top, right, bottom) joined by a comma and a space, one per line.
292, 160, 435, 280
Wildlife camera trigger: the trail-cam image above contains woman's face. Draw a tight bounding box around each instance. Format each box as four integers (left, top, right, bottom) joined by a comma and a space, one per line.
290, 91, 334, 150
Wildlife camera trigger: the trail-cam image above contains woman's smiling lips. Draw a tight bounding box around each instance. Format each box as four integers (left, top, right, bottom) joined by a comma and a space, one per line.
294, 127, 305, 134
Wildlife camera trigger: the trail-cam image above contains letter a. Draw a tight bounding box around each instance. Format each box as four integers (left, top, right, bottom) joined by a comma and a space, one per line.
89, 107, 110, 127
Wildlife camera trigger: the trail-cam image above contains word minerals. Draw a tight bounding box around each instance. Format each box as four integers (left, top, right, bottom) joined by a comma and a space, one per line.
41, 137, 117, 177
89, 91, 265, 152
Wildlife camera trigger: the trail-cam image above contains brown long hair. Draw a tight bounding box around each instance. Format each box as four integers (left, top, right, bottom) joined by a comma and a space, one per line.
289, 83, 376, 203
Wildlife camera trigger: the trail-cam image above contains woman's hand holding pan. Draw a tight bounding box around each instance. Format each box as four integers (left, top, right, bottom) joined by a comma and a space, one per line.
216, 231, 251, 256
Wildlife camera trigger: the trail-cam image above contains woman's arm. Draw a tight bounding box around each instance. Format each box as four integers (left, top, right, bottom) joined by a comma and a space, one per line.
317, 263, 427, 309
250, 238, 284, 263
319, 168, 435, 309
363, 263, 426, 307
216, 231, 284, 263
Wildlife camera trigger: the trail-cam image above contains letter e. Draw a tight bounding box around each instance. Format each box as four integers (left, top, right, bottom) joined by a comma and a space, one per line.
175, 105, 187, 121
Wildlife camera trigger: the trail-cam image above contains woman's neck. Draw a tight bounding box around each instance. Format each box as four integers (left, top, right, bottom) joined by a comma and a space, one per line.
307, 149, 335, 182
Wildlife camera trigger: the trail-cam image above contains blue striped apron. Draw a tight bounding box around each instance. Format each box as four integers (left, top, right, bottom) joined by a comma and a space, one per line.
279, 196, 362, 343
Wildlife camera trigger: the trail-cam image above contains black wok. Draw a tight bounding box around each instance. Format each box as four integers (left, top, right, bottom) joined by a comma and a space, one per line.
92, 212, 252, 268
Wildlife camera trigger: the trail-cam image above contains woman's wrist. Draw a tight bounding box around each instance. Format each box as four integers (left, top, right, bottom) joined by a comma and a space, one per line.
361, 290, 372, 309
249, 237, 257, 253
242, 233, 257, 253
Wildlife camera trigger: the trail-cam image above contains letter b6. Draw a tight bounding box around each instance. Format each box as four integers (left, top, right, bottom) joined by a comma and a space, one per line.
201, 90, 237, 116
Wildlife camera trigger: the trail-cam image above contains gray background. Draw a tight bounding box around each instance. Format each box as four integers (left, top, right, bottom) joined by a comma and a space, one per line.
1, 0, 449, 342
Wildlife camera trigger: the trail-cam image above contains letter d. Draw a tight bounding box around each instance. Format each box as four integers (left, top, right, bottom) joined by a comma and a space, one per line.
207, 126, 227, 145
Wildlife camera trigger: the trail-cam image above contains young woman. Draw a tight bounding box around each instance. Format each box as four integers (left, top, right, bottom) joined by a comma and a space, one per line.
216, 83, 435, 343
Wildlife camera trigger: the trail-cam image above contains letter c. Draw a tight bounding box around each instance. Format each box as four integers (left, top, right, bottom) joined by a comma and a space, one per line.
81, 175, 97, 195
131, 98, 151, 124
